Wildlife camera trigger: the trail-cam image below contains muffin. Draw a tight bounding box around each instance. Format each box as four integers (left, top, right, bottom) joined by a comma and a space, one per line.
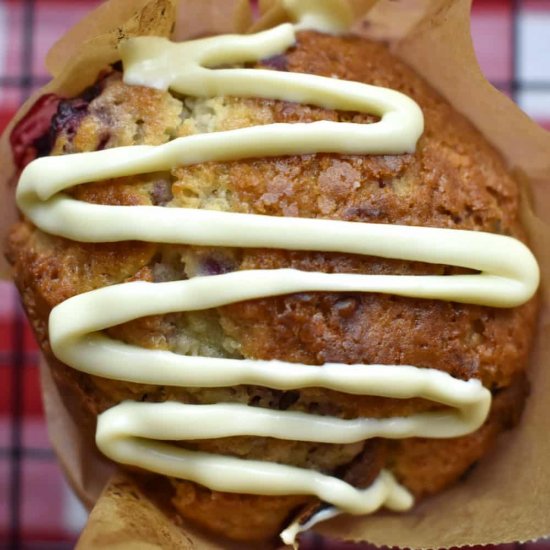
5, 15, 539, 547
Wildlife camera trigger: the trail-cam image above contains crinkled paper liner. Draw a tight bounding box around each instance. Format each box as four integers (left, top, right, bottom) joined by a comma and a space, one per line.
1, 0, 550, 547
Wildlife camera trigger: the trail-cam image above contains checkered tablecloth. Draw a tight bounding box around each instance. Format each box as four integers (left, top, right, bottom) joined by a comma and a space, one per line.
1, 0, 549, 548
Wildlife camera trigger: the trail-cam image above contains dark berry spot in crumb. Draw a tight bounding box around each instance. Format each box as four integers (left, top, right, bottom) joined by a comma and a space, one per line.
10, 72, 110, 171
199, 256, 235, 277
260, 54, 289, 71
151, 180, 174, 206
52, 98, 89, 138
278, 390, 300, 410
51, 78, 104, 139
249, 395, 261, 407
49, 77, 111, 152
10, 93, 61, 171
344, 205, 383, 220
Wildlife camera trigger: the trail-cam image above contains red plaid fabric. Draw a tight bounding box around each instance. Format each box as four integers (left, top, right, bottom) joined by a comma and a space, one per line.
1, 0, 549, 548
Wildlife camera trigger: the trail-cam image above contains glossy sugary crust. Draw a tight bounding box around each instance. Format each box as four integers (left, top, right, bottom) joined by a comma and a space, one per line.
6, 30, 537, 542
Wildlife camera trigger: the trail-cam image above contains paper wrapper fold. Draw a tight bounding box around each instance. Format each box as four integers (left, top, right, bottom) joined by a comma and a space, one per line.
2, 0, 550, 547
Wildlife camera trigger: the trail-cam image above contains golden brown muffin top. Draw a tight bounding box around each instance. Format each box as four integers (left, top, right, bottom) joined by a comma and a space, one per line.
5, 29, 538, 543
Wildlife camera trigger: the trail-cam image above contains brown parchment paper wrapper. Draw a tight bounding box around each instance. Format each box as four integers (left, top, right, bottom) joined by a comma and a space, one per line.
2, 0, 550, 547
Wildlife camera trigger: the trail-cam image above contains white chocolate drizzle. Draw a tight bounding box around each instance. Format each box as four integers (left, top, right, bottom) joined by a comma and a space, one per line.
279, 471, 413, 547
15, 4, 539, 545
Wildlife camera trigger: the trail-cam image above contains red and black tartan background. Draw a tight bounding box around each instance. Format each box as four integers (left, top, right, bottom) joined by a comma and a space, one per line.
0, 0, 550, 549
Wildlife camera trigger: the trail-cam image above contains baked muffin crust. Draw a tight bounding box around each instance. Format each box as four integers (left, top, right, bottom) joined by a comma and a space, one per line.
6, 30, 538, 542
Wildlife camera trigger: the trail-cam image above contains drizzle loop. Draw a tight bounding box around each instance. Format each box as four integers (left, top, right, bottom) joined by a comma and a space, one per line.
16, 12, 539, 537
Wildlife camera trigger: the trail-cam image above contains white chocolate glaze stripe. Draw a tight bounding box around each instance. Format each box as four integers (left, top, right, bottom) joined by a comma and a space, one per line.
120, 25, 423, 150
95, 419, 413, 516
95, 397, 488, 446
52, 332, 491, 439
51, 335, 488, 407
18, 111, 420, 196
19, 206, 538, 308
